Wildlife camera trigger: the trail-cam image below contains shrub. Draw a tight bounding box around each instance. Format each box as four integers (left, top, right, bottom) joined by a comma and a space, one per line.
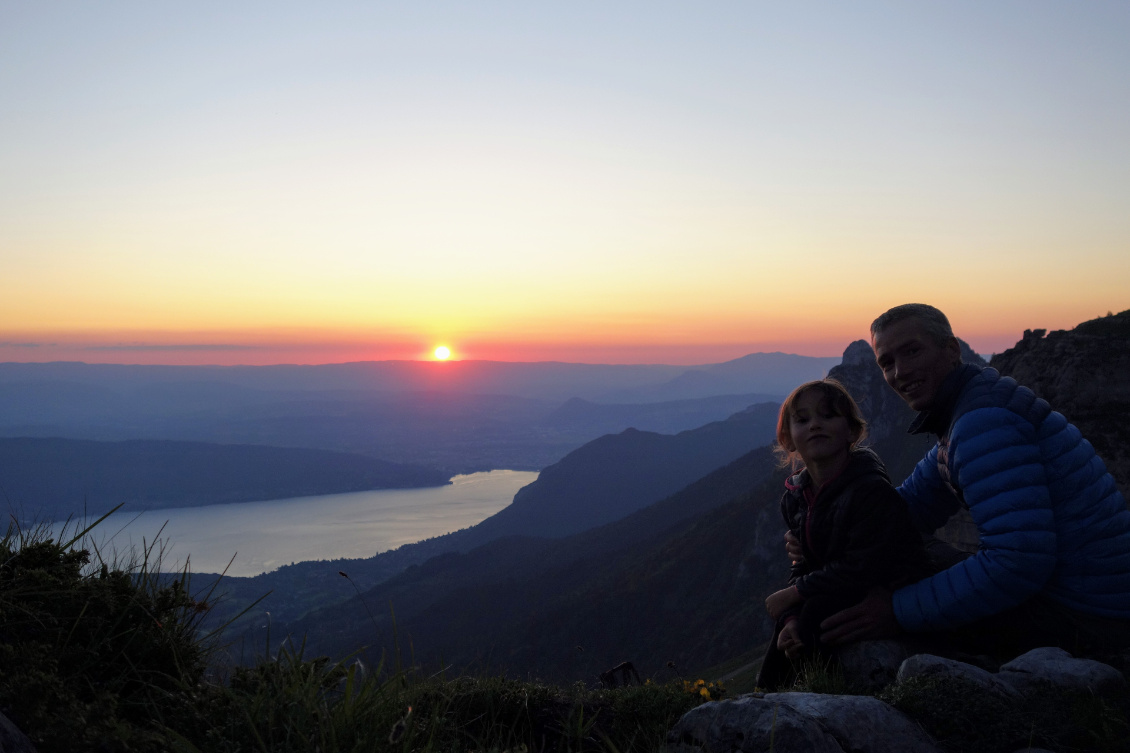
0, 521, 213, 752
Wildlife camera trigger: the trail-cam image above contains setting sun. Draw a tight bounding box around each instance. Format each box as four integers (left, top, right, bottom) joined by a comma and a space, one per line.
434, 346, 451, 361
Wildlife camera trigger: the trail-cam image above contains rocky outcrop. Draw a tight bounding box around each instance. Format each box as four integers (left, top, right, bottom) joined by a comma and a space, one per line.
667, 691, 940, 753
990, 309, 1130, 499
0, 712, 36, 753
995, 647, 1126, 694
667, 647, 1127, 753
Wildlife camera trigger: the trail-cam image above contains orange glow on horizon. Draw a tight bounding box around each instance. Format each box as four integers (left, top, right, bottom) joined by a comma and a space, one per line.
0, 301, 1124, 367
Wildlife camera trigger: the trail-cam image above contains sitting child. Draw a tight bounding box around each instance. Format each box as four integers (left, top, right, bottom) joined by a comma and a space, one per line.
755, 379, 930, 690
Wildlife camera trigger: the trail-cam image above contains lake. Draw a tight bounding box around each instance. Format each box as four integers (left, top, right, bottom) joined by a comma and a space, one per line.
57, 470, 538, 577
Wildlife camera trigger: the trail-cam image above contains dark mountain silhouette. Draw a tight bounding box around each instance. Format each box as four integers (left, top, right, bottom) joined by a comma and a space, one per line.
469, 402, 781, 540
0, 437, 447, 520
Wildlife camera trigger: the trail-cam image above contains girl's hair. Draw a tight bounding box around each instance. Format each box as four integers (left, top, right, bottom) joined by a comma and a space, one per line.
775, 379, 868, 470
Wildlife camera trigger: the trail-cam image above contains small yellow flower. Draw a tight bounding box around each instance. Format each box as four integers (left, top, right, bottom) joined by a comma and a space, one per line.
699, 687, 711, 699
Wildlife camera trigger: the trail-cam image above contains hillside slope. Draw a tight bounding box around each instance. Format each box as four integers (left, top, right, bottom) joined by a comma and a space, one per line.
0, 437, 448, 519
202, 402, 780, 628
470, 402, 780, 539
282, 445, 786, 681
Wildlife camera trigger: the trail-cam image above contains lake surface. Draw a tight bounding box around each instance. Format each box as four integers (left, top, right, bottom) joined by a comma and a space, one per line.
59, 470, 538, 577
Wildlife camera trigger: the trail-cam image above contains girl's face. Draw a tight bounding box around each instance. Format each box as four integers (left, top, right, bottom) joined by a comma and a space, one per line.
786, 390, 856, 467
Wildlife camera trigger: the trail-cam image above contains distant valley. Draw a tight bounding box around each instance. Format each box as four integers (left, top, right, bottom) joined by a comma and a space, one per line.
0, 353, 830, 476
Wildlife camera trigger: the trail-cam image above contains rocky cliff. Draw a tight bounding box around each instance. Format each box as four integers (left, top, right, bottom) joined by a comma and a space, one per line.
990, 309, 1130, 500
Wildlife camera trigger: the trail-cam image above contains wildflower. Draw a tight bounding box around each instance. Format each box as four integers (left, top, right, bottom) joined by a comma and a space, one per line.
388, 705, 412, 744
699, 686, 711, 699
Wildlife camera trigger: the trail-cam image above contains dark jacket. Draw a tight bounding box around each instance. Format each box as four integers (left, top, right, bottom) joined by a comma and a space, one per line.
894, 364, 1130, 631
783, 448, 931, 600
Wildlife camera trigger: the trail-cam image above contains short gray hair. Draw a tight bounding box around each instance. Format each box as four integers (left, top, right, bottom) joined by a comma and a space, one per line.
870, 303, 954, 346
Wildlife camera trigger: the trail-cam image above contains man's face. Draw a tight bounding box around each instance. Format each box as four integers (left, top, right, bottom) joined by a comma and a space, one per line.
872, 318, 962, 411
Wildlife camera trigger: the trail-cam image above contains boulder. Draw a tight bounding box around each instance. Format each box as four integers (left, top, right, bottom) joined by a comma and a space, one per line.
667, 695, 842, 752
996, 647, 1126, 694
666, 692, 940, 753
769, 693, 942, 753
897, 654, 1020, 698
0, 712, 36, 753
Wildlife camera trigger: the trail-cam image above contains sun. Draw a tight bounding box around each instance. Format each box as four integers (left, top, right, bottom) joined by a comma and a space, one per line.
434, 346, 451, 360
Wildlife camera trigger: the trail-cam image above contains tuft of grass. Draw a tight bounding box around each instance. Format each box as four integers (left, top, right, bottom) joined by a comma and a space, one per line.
879, 674, 1130, 753
0, 516, 217, 752
170, 657, 710, 752
787, 654, 850, 695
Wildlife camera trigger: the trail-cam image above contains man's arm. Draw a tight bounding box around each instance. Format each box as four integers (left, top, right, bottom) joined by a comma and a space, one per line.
821, 587, 899, 644
898, 444, 961, 534
892, 407, 1057, 632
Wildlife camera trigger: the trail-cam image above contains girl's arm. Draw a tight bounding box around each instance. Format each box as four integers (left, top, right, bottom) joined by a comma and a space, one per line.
793, 480, 922, 599
765, 585, 803, 619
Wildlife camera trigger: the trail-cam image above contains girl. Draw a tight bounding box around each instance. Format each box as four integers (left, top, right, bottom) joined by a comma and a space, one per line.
755, 379, 930, 691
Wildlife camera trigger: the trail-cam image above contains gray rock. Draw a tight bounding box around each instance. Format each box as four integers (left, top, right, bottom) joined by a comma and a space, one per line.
667, 692, 942, 753
0, 711, 36, 753
666, 695, 843, 752
897, 654, 1020, 698
834, 639, 914, 693
997, 647, 1126, 694
768, 693, 942, 753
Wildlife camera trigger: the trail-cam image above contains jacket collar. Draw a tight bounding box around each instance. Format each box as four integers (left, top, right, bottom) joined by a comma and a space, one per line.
907, 363, 982, 436
784, 447, 890, 496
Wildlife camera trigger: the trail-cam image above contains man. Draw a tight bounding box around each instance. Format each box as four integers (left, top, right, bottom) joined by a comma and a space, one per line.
809, 303, 1130, 658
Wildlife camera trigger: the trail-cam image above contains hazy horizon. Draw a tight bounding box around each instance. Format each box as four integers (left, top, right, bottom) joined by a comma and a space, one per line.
0, 335, 1001, 368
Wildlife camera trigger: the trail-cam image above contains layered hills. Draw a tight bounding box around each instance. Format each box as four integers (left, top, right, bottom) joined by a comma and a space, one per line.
0, 355, 830, 473
259, 320, 1123, 684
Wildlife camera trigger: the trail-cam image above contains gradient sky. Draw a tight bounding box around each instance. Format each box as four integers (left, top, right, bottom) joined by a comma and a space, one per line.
2, 2, 1128, 365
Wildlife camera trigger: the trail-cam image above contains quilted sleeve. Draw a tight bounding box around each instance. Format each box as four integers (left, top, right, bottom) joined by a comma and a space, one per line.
897, 444, 961, 534
893, 407, 1057, 632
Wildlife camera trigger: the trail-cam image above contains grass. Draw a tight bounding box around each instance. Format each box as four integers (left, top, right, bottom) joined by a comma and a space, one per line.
0, 517, 713, 752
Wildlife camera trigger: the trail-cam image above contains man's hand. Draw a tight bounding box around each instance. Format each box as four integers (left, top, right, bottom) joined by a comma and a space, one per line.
820, 586, 900, 644
777, 620, 803, 659
765, 585, 803, 620
784, 531, 804, 565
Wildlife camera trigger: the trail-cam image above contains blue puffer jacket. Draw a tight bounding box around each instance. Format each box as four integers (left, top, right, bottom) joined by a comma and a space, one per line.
892, 364, 1130, 632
